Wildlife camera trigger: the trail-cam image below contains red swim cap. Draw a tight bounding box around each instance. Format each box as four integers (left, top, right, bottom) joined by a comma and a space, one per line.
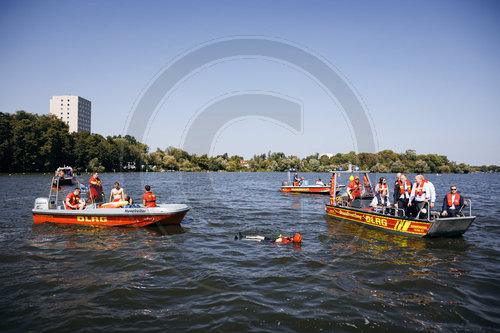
293, 233, 302, 243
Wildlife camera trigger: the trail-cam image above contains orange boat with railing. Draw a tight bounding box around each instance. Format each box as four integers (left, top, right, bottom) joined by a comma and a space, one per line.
325, 166, 475, 237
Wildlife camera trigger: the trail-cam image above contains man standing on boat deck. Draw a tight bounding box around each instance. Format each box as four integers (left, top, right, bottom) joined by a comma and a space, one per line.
347, 175, 362, 207
142, 185, 157, 207
293, 173, 300, 186
394, 174, 412, 216
441, 185, 466, 217
418, 173, 436, 208
408, 175, 431, 218
89, 172, 104, 203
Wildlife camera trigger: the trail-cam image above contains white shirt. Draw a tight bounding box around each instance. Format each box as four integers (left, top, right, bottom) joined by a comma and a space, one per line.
409, 182, 432, 202
316, 180, 325, 186
427, 181, 436, 203
398, 181, 411, 200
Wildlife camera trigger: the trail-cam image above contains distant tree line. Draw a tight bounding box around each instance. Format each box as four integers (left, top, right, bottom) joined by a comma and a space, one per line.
1, 111, 498, 174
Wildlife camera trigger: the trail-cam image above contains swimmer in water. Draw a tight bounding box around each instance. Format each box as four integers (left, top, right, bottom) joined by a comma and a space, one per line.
235, 233, 302, 244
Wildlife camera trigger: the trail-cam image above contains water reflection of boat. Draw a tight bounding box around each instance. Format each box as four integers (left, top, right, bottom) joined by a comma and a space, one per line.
33, 176, 189, 228
325, 167, 476, 238
280, 168, 344, 195
54, 166, 76, 185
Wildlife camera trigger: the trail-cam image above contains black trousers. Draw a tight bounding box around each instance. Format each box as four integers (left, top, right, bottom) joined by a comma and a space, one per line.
396, 198, 409, 216
411, 200, 428, 219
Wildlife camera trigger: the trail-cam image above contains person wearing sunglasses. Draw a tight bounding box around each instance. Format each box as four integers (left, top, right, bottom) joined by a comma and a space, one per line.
441, 185, 466, 217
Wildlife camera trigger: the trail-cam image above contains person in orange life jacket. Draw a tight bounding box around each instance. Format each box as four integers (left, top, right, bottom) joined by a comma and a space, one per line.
441, 185, 466, 217
110, 182, 125, 202
347, 175, 362, 207
370, 189, 391, 208
408, 175, 431, 218
142, 185, 157, 207
418, 173, 436, 208
394, 174, 412, 216
375, 177, 389, 197
293, 173, 300, 186
65, 188, 84, 210
89, 172, 104, 203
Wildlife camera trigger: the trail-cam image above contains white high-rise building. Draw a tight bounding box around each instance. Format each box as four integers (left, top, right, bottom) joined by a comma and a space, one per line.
49, 95, 91, 133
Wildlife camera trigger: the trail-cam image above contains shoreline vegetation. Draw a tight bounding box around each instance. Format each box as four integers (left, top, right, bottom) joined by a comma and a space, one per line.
1, 111, 499, 174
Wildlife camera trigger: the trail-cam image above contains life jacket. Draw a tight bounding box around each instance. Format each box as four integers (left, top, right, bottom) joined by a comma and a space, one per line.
378, 183, 388, 194
447, 193, 461, 207
89, 176, 102, 189
64, 192, 80, 210
348, 180, 361, 199
398, 180, 412, 195
414, 182, 426, 197
144, 191, 156, 207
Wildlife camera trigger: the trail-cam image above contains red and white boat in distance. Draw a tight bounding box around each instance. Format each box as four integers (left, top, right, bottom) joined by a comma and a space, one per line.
32, 176, 189, 228
281, 168, 344, 195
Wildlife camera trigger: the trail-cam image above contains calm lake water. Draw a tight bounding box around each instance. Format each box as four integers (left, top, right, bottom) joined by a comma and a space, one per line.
0, 172, 499, 332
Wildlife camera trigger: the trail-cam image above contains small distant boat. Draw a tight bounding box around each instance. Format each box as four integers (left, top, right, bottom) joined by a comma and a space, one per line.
54, 166, 76, 185
325, 166, 475, 237
280, 168, 343, 195
33, 176, 189, 228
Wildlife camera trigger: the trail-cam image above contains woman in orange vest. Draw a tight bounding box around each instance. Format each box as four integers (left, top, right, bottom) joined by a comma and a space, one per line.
375, 177, 389, 196
142, 185, 157, 207
441, 185, 466, 217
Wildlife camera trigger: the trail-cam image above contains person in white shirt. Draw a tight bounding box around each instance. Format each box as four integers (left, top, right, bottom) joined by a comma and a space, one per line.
370, 189, 391, 208
316, 178, 325, 186
418, 173, 436, 208
374, 177, 389, 198
408, 175, 431, 218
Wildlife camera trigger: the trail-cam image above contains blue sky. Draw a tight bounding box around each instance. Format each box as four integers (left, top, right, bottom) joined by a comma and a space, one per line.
1, 0, 499, 165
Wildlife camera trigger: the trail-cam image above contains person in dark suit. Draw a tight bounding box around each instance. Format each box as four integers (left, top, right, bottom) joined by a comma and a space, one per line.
441, 185, 466, 217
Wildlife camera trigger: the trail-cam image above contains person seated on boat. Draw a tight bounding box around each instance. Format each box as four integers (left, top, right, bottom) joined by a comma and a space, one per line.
110, 182, 125, 202
89, 172, 104, 203
347, 175, 362, 207
142, 185, 157, 207
64, 188, 84, 210
393, 173, 412, 216
235, 232, 302, 244
370, 189, 391, 208
299, 176, 305, 186
441, 185, 466, 217
375, 177, 389, 197
293, 173, 300, 186
316, 178, 326, 186
67, 169, 72, 176
122, 194, 134, 208
408, 175, 431, 218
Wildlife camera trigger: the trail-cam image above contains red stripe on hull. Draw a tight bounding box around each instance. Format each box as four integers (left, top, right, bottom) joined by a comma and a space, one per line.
32, 212, 186, 228
281, 186, 330, 194
326, 205, 431, 236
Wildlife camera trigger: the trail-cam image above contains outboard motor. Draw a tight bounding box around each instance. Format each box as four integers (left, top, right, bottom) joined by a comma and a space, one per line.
282, 181, 290, 186
34, 197, 49, 210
